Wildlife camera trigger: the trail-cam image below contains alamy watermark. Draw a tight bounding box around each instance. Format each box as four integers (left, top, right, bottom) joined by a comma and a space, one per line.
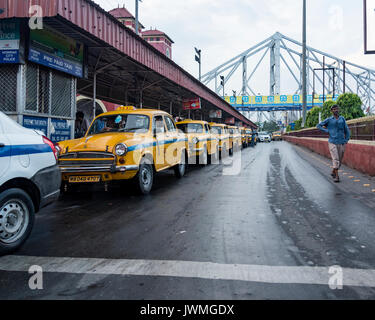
29, 5, 43, 30
28, 265, 43, 290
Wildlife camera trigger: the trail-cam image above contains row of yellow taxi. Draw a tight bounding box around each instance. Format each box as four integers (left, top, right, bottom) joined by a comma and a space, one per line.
56, 106, 257, 194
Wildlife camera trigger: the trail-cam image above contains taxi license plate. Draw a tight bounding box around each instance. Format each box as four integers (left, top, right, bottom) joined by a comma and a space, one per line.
69, 176, 100, 183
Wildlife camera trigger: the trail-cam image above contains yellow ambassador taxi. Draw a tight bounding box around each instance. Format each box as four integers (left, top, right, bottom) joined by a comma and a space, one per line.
208, 122, 230, 158
227, 126, 242, 155
240, 127, 248, 149
176, 120, 219, 165
56, 106, 187, 195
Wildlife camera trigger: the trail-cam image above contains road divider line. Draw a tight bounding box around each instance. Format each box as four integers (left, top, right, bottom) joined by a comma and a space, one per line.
0, 255, 375, 288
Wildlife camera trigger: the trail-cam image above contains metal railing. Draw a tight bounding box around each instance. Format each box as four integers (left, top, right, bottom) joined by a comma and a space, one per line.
285, 116, 375, 141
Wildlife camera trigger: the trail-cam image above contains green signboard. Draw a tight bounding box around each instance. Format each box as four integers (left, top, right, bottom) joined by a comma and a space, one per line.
0, 20, 20, 40
29, 25, 84, 77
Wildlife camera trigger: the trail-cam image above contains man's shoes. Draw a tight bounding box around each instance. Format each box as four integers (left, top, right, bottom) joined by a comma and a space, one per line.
332, 169, 340, 183
331, 169, 336, 178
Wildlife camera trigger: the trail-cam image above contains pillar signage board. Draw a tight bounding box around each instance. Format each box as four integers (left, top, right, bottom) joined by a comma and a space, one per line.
28, 25, 84, 77
183, 98, 201, 110
0, 20, 20, 63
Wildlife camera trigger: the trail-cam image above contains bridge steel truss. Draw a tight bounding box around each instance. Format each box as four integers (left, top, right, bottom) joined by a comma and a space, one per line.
202, 32, 375, 124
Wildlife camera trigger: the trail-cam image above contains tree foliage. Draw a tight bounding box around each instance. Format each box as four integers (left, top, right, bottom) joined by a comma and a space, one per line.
262, 120, 280, 132
288, 93, 365, 131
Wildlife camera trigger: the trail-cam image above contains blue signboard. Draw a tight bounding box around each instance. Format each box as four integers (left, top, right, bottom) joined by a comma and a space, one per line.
28, 48, 83, 78
23, 116, 48, 136
0, 50, 19, 63
0, 20, 20, 64
50, 119, 71, 143
235, 106, 314, 112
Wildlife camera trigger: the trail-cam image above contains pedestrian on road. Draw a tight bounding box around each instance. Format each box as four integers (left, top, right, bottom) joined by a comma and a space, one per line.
317, 104, 350, 183
75, 111, 89, 139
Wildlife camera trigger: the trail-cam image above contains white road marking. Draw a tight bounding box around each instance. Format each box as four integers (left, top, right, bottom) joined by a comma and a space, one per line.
0, 255, 375, 288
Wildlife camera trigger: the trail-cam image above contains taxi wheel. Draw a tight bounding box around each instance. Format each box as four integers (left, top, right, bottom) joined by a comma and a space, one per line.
0, 188, 35, 256
174, 150, 187, 178
135, 159, 154, 195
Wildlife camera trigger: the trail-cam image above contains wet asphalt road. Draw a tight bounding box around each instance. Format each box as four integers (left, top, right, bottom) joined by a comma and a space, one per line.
1, 141, 375, 299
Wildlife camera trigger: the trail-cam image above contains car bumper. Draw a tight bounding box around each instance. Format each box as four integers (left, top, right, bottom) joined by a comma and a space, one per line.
59, 165, 139, 173
31, 164, 61, 210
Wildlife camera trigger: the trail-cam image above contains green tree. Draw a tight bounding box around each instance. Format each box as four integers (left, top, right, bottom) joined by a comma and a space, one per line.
336, 93, 365, 120
262, 120, 280, 132
305, 106, 321, 128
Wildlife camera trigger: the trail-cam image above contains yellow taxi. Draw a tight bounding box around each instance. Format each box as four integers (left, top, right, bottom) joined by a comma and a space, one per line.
208, 122, 230, 158
244, 128, 253, 147
240, 127, 248, 148
272, 131, 282, 141
56, 106, 187, 195
176, 120, 219, 165
227, 126, 242, 155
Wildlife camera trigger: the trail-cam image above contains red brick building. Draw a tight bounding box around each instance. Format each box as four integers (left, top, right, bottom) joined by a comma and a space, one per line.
109, 6, 144, 34
109, 6, 173, 59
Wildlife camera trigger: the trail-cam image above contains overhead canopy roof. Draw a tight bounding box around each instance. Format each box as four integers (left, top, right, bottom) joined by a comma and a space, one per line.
0, 0, 257, 128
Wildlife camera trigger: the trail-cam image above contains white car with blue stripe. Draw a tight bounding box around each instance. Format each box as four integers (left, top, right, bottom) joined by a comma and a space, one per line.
0, 111, 61, 255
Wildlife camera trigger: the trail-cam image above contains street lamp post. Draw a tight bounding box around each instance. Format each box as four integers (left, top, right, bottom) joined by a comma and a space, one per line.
195, 47, 202, 81
135, 0, 142, 35
302, 0, 307, 128
220, 76, 225, 98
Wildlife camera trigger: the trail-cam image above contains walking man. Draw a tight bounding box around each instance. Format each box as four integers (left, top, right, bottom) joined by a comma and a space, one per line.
317, 104, 350, 183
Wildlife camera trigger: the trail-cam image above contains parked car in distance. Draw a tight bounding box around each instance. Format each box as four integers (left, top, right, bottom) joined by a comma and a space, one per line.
176, 120, 219, 165
272, 131, 282, 141
209, 123, 230, 159
258, 131, 271, 143
0, 111, 61, 255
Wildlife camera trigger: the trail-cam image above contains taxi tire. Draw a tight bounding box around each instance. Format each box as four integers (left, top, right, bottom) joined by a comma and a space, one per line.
135, 159, 154, 195
174, 150, 187, 178
0, 188, 35, 256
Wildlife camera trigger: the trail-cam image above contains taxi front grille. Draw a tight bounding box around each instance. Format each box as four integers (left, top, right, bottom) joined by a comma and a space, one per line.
58, 152, 115, 172
59, 152, 114, 160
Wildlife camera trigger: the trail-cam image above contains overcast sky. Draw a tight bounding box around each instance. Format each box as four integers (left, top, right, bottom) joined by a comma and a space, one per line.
94, 0, 373, 95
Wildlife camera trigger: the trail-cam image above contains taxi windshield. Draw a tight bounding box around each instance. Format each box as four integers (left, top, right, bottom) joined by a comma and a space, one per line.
177, 123, 203, 133
211, 126, 222, 134
88, 114, 150, 135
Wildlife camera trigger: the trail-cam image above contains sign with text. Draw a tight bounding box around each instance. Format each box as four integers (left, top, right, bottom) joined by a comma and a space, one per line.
225, 117, 235, 125
225, 94, 338, 108
29, 25, 84, 77
50, 119, 72, 142
209, 110, 222, 118
0, 20, 20, 63
183, 98, 201, 110
23, 116, 48, 136
364, 0, 375, 53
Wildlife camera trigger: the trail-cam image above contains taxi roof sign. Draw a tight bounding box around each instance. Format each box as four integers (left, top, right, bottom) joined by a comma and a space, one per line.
117, 106, 136, 111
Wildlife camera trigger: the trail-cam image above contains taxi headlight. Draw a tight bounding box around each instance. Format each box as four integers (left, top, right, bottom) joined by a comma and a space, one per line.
115, 143, 128, 156
192, 137, 199, 144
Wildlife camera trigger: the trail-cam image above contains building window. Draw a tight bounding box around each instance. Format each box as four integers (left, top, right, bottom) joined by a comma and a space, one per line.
156, 37, 160, 41
166, 48, 170, 58
25, 63, 75, 117
26, 64, 49, 114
